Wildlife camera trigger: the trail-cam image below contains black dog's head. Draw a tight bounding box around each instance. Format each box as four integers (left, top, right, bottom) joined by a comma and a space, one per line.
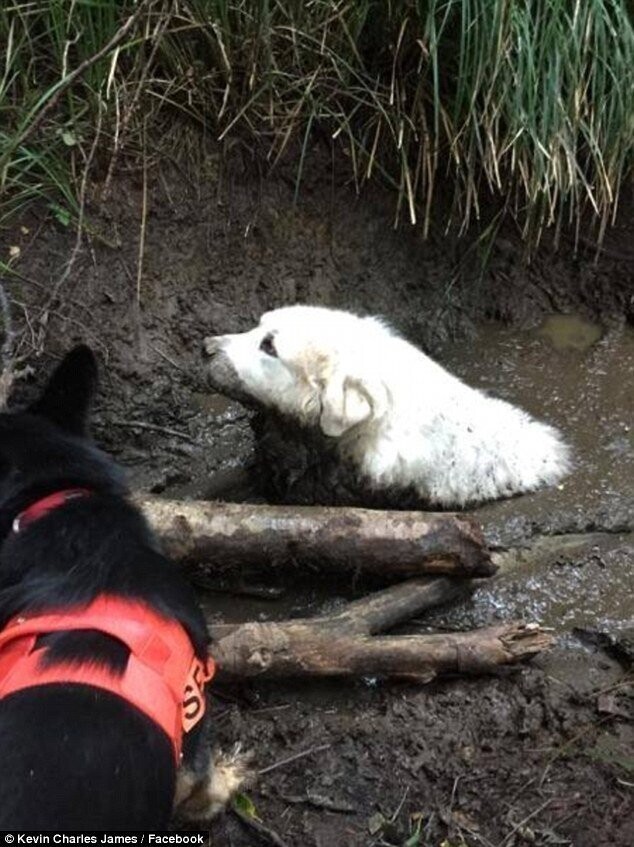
0, 346, 126, 540
25, 344, 98, 437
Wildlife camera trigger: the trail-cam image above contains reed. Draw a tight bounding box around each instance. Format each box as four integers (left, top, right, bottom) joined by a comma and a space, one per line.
1, 0, 632, 243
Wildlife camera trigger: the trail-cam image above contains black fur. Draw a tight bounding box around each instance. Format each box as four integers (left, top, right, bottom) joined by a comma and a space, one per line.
251, 410, 429, 510
0, 347, 212, 830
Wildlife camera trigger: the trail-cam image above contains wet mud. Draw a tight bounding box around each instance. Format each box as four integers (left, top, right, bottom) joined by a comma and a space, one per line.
436, 317, 634, 639
2, 164, 633, 844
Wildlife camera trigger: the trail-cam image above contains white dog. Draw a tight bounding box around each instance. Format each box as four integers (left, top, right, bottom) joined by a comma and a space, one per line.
204, 306, 571, 507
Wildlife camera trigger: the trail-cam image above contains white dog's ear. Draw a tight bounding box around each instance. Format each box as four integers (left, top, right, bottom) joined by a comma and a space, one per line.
319, 375, 376, 437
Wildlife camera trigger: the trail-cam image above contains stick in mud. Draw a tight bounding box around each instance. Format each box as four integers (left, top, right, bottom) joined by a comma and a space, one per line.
208, 576, 553, 680
137, 497, 496, 579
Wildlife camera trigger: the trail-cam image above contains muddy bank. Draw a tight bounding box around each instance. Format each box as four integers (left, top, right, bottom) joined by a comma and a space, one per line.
2, 161, 633, 845
4, 165, 633, 507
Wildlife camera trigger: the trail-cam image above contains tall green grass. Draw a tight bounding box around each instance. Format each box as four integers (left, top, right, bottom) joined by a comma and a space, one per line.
1, 0, 633, 243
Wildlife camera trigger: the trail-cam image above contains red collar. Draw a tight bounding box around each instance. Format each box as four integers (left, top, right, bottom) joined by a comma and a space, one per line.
12, 488, 93, 535
0, 595, 215, 761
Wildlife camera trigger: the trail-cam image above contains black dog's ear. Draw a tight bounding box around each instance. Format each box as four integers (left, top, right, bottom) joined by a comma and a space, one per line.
28, 345, 98, 436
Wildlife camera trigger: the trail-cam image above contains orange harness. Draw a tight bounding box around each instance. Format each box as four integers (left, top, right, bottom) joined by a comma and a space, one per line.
0, 492, 215, 762
0, 596, 215, 762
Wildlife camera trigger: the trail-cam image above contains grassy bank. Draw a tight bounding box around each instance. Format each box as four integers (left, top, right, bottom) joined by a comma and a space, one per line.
1, 0, 633, 244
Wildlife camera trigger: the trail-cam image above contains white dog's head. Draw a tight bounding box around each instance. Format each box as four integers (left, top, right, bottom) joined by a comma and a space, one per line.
204, 306, 390, 437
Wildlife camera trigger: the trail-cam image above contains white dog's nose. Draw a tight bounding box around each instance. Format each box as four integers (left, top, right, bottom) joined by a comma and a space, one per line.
203, 336, 223, 357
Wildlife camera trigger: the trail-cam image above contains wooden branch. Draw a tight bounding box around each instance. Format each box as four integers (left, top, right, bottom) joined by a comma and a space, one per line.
136, 498, 550, 680
208, 577, 553, 681
331, 576, 470, 634
138, 498, 495, 578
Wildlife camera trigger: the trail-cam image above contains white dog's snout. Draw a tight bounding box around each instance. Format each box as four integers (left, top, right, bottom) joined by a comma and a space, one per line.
203, 336, 224, 357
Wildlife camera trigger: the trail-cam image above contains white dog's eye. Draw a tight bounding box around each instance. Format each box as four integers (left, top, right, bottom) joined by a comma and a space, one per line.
259, 333, 278, 358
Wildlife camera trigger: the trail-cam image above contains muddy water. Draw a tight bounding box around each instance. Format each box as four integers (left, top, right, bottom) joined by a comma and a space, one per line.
421, 531, 634, 635
197, 315, 634, 638
447, 315, 633, 543
428, 315, 634, 635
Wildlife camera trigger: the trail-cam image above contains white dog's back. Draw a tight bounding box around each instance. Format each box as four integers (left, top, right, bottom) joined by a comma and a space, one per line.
312, 311, 569, 506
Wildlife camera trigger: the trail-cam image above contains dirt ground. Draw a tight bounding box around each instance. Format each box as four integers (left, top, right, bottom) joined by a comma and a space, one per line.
1, 154, 633, 845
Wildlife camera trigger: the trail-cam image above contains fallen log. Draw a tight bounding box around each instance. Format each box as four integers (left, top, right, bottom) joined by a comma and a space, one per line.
208, 576, 552, 680
137, 498, 548, 681
137, 497, 495, 578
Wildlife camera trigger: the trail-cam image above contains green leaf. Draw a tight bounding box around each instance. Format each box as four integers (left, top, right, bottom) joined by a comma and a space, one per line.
233, 792, 259, 820
403, 816, 423, 846
367, 812, 386, 835
48, 203, 71, 227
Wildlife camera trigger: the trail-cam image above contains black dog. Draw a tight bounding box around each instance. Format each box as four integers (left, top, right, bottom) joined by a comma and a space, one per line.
0, 347, 245, 829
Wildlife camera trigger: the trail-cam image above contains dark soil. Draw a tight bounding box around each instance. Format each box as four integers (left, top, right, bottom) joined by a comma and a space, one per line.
207, 650, 632, 847
1, 155, 633, 845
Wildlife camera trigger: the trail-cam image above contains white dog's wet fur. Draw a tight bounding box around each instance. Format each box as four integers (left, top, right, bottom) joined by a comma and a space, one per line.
204, 305, 571, 508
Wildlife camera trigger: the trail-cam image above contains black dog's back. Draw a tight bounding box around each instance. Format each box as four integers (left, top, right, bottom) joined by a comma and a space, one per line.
0, 347, 211, 829
0, 687, 174, 829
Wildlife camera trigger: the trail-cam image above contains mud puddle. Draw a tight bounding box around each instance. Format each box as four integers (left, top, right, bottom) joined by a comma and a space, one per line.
196, 314, 634, 639
422, 531, 634, 636
443, 314, 633, 541
433, 314, 634, 637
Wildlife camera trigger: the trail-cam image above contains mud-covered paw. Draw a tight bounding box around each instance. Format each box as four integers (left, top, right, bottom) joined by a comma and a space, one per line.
176, 745, 255, 821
